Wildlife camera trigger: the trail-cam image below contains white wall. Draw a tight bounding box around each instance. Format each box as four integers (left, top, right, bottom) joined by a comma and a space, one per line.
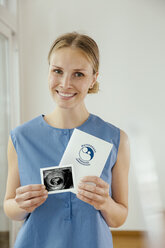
17, 0, 165, 230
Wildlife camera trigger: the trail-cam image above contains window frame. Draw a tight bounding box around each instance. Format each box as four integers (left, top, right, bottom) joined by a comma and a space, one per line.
0, 3, 20, 247
0, 3, 20, 129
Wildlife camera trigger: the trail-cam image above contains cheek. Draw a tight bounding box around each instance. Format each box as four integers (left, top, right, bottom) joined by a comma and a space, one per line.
48, 75, 57, 89
79, 80, 91, 92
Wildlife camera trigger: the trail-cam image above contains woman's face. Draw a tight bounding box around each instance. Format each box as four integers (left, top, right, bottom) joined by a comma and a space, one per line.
48, 47, 98, 110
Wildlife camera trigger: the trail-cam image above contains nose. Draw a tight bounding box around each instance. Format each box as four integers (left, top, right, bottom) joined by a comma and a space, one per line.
59, 74, 72, 89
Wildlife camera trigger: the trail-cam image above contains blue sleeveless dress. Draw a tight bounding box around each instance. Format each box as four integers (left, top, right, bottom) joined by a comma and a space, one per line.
10, 113, 120, 248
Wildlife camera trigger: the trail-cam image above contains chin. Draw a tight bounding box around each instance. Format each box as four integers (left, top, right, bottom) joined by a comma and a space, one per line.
58, 103, 77, 110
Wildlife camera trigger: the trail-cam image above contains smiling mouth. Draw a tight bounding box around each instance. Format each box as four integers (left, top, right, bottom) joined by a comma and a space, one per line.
56, 90, 77, 99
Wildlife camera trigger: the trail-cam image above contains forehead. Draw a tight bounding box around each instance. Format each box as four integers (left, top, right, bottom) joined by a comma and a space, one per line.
50, 47, 92, 70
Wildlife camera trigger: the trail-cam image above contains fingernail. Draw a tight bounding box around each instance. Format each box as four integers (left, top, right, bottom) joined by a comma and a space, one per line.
42, 185, 45, 189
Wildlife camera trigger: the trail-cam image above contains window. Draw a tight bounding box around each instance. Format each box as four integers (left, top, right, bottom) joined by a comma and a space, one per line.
0, 1, 20, 247
0, 20, 11, 232
0, 0, 7, 7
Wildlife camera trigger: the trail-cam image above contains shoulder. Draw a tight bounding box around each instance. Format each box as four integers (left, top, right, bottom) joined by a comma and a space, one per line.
116, 129, 130, 167
91, 113, 118, 128
119, 129, 129, 146
10, 115, 41, 134
90, 114, 130, 168
90, 113, 120, 146
91, 113, 120, 135
10, 115, 42, 147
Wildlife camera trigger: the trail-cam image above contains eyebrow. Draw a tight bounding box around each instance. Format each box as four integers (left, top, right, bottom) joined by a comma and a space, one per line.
52, 65, 87, 71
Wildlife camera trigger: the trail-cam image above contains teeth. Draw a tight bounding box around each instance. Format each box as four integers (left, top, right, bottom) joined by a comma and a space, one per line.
58, 92, 75, 97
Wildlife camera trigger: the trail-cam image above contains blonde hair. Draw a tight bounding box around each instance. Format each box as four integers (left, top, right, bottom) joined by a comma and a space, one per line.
48, 32, 100, 94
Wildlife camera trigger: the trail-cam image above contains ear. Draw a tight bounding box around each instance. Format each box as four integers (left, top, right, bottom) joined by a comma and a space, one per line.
90, 71, 99, 88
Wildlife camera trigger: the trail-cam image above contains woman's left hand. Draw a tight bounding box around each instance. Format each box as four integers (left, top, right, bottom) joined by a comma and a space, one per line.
76, 176, 110, 210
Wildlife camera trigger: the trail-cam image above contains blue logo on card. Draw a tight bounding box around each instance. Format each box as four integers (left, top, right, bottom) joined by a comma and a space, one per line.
76, 144, 96, 166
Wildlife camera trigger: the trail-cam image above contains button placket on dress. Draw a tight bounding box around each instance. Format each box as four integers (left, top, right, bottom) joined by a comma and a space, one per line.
62, 129, 72, 221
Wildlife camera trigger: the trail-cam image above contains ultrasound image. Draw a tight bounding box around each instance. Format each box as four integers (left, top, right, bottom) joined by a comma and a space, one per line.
43, 167, 74, 192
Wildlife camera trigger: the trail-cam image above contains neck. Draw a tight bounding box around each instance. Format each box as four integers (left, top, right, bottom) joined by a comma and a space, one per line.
49, 104, 90, 129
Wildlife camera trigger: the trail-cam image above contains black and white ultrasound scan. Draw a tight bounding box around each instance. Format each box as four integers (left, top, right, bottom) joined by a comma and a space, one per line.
40, 164, 76, 194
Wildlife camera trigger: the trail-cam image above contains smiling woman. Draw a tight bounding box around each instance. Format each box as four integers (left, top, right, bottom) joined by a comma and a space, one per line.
4, 31, 130, 248
48, 32, 100, 93
48, 47, 98, 112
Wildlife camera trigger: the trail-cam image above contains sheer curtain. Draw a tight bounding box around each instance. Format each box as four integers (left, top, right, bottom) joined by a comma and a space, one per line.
0, 1, 21, 247
0, 28, 10, 236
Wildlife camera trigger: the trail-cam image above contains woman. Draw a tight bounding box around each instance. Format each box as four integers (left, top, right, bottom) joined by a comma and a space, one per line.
4, 32, 130, 248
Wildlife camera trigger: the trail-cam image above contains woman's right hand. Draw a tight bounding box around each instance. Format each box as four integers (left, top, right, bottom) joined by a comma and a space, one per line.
15, 184, 48, 213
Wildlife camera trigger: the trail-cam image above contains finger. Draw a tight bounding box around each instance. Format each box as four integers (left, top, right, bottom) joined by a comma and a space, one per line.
16, 184, 45, 194
20, 195, 48, 209
77, 188, 103, 202
77, 192, 104, 209
77, 193, 94, 206
16, 189, 48, 202
24, 197, 47, 213
78, 182, 106, 196
80, 176, 109, 189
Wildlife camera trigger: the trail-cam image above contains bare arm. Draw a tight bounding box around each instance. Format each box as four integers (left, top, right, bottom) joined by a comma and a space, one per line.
3, 136, 48, 221
100, 129, 130, 227
76, 129, 130, 228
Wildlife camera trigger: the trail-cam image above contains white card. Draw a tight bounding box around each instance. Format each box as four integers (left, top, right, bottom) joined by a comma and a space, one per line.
59, 129, 113, 194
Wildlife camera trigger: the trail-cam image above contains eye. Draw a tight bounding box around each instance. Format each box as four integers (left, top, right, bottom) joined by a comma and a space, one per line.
75, 72, 84, 77
53, 69, 63, 74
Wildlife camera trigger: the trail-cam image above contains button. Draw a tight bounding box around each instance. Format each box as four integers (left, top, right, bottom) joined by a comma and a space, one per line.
63, 131, 67, 135
65, 202, 69, 208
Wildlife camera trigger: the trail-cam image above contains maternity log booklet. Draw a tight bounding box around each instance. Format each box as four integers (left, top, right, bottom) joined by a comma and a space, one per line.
59, 129, 113, 194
